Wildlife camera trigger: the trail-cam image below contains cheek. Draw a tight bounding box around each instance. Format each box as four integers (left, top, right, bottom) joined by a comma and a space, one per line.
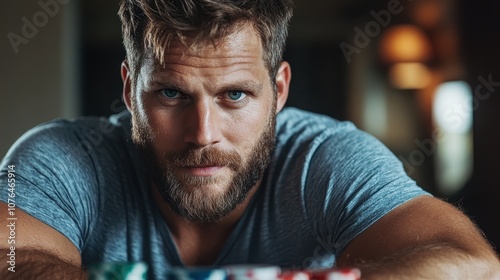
137, 98, 184, 151
222, 100, 273, 152
151, 113, 183, 146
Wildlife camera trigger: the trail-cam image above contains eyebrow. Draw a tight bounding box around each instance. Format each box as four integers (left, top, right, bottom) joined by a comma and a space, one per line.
150, 79, 264, 95
151, 80, 184, 92
218, 80, 264, 95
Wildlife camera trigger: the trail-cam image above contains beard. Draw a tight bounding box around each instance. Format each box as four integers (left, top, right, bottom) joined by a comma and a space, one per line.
131, 105, 277, 223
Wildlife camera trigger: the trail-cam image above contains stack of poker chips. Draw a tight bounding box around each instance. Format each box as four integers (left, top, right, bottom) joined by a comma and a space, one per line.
165, 265, 360, 280
87, 263, 360, 280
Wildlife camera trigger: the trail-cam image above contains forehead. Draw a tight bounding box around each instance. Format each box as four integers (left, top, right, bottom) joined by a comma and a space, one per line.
144, 24, 265, 73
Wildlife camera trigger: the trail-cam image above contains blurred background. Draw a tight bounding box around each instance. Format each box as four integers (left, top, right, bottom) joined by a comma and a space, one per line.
1, 0, 499, 252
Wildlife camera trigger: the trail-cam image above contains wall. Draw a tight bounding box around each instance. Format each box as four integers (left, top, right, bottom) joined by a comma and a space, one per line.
0, 0, 80, 157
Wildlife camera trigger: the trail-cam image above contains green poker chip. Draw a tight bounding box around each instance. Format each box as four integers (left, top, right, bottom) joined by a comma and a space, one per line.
88, 262, 148, 280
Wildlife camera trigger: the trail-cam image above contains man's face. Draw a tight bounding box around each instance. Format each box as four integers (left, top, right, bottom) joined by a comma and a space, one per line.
125, 25, 289, 223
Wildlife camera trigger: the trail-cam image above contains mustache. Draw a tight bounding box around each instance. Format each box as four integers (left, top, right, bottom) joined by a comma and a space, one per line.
161, 147, 242, 170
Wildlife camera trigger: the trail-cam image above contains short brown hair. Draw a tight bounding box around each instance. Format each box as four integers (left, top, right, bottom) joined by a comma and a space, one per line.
118, 0, 293, 87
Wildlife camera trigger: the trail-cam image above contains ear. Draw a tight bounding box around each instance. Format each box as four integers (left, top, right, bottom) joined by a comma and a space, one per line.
121, 60, 133, 112
275, 61, 291, 113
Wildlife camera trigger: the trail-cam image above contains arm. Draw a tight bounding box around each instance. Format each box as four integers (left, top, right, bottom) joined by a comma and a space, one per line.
337, 196, 500, 279
0, 249, 86, 280
0, 202, 86, 279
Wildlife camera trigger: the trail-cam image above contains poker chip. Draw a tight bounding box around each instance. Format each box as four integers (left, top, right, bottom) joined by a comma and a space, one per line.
279, 270, 311, 280
309, 268, 361, 280
224, 265, 281, 280
166, 267, 228, 280
87, 262, 148, 280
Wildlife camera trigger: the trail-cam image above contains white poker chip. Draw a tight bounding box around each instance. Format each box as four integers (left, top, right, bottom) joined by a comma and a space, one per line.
224, 265, 281, 280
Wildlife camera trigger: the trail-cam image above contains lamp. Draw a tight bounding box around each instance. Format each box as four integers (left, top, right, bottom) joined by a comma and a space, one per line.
379, 25, 433, 90
379, 25, 432, 63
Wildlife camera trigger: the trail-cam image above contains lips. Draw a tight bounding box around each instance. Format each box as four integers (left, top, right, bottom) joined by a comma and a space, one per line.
180, 165, 224, 176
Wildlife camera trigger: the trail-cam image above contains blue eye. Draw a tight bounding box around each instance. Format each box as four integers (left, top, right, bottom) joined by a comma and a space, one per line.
162, 89, 180, 98
227, 91, 246, 101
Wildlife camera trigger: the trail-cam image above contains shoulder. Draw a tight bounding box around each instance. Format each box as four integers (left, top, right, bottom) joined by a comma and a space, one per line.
275, 107, 384, 165
1, 111, 134, 193
273, 107, 427, 215
3, 111, 131, 162
276, 107, 356, 144
275, 108, 416, 190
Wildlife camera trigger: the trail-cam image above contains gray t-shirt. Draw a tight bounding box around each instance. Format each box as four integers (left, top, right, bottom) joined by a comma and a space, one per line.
0, 107, 427, 279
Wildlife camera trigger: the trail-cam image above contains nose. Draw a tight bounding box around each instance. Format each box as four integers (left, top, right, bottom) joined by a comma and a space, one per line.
183, 100, 222, 147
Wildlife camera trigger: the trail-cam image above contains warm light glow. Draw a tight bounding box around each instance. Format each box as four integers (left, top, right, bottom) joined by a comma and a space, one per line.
389, 62, 432, 89
433, 81, 473, 134
379, 25, 432, 63
433, 81, 474, 195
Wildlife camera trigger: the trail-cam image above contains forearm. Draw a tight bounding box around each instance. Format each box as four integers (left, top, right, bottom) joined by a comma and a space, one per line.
350, 242, 500, 280
0, 249, 86, 280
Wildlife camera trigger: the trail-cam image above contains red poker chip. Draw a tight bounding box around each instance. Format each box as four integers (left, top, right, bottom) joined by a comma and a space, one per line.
279, 270, 311, 280
309, 268, 361, 280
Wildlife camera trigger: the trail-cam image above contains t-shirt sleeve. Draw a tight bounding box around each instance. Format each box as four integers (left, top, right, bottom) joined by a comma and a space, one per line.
0, 121, 99, 252
305, 126, 430, 258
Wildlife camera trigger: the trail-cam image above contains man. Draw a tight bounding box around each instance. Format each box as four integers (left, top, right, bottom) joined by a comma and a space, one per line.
1, 0, 499, 279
